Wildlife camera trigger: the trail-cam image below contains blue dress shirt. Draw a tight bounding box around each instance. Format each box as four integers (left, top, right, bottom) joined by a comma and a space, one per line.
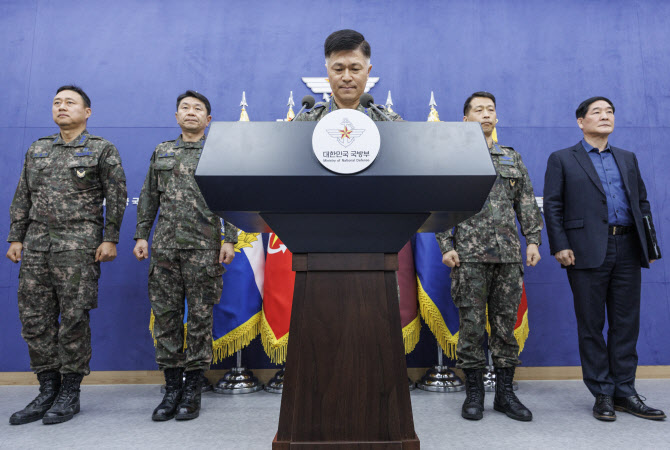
582, 139, 633, 226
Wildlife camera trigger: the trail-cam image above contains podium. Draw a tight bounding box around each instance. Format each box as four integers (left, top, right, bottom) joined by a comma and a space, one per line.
197, 121, 495, 448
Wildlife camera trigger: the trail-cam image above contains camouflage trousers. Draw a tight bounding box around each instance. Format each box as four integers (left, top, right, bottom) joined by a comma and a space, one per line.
149, 248, 224, 372
17, 249, 100, 375
451, 262, 523, 369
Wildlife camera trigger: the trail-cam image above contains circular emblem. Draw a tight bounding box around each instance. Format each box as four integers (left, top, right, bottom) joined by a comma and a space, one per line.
312, 109, 380, 174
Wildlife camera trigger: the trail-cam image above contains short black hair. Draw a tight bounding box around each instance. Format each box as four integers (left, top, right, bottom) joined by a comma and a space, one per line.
176, 90, 211, 116
56, 85, 91, 108
575, 96, 614, 119
463, 91, 496, 116
324, 29, 371, 59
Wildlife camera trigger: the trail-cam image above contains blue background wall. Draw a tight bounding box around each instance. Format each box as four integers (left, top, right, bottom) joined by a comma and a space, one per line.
2, 0, 669, 372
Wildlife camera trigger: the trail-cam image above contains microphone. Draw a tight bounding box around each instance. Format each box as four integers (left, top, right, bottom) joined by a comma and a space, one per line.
292, 95, 316, 121
359, 93, 392, 121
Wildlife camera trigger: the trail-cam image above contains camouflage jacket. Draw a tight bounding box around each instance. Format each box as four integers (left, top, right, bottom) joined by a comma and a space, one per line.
134, 135, 238, 249
435, 143, 543, 263
294, 97, 403, 121
8, 130, 127, 251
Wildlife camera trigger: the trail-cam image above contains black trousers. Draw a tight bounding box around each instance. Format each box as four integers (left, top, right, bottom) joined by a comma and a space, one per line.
567, 233, 641, 397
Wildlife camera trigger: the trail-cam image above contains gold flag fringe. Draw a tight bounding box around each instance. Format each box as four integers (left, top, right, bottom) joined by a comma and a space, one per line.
416, 281, 530, 360
148, 309, 189, 351
260, 308, 289, 364
211, 311, 261, 363
150, 309, 261, 359
484, 305, 530, 355
514, 308, 530, 354
402, 314, 421, 355
416, 277, 459, 359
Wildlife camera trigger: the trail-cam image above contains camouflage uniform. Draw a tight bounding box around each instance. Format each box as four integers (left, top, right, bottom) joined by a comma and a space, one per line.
135, 135, 238, 372
8, 130, 127, 375
294, 96, 402, 122
436, 143, 543, 369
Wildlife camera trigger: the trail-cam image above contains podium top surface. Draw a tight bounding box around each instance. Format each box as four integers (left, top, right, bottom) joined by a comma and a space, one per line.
195, 120, 496, 252
197, 121, 494, 177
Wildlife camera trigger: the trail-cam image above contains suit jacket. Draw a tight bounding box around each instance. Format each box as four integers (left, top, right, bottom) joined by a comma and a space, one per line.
543, 141, 654, 269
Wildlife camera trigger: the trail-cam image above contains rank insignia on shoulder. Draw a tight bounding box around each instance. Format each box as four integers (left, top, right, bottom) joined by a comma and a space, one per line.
33, 152, 49, 158
78, 135, 87, 145
76, 169, 86, 178
499, 155, 514, 166
158, 152, 175, 158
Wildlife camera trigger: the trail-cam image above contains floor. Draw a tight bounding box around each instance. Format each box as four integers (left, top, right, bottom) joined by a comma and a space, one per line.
1, 379, 668, 449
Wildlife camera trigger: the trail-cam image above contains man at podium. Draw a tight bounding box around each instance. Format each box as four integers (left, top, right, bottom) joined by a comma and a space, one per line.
295, 29, 401, 121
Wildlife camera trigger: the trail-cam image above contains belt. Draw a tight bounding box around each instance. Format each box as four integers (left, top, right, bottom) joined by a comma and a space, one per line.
608, 225, 633, 235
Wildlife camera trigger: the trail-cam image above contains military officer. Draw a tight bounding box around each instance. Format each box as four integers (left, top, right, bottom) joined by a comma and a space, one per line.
436, 92, 543, 422
133, 90, 237, 421
295, 29, 401, 122
7, 85, 127, 425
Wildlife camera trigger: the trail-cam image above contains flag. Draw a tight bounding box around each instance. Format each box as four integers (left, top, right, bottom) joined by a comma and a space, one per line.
398, 241, 421, 354
148, 231, 265, 358
211, 230, 264, 362
209, 92, 266, 362
413, 233, 460, 358
260, 233, 295, 364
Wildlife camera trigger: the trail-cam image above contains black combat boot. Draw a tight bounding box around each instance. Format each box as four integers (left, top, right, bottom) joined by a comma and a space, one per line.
152, 368, 184, 421
175, 369, 203, 420
461, 368, 485, 420
42, 373, 83, 424
9, 371, 61, 425
493, 367, 532, 421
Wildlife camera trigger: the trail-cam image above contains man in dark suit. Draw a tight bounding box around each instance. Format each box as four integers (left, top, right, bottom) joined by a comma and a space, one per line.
544, 96, 665, 422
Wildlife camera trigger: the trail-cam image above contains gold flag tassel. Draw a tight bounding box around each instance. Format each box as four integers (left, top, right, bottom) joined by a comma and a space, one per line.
260, 309, 290, 364
417, 278, 459, 359
402, 315, 421, 355
149, 309, 188, 350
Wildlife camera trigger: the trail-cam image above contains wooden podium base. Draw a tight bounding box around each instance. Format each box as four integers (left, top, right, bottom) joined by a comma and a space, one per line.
273, 253, 419, 449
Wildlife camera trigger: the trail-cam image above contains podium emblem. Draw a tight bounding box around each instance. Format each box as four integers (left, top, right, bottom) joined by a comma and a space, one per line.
326, 118, 365, 147
312, 109, 380, 174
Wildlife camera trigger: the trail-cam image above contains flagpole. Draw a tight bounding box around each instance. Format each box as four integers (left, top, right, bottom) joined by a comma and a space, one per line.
213, 350, 263, 394
265, 367, 284, 394
416, 343, 464, 392
482, 341, 518, 392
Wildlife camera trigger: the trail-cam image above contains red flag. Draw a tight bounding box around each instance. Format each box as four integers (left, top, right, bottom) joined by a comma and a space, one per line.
260, 233, 295, 363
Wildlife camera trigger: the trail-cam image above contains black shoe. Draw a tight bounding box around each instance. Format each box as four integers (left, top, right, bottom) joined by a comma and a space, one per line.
614, 395, 666, 421
493, 367, 532, 422
175, 369, 203, 420
593, 394, 616, 421
462, 369, 485, 420
152, 368, 184, 421
9, 371, 61, 425
42, 373, 83, 424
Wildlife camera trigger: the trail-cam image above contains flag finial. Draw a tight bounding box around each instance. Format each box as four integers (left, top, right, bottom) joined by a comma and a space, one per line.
385, 91, 394, 113
427, 91, 440, 122
286, 91, 295, 121
239, 91, 249, 121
